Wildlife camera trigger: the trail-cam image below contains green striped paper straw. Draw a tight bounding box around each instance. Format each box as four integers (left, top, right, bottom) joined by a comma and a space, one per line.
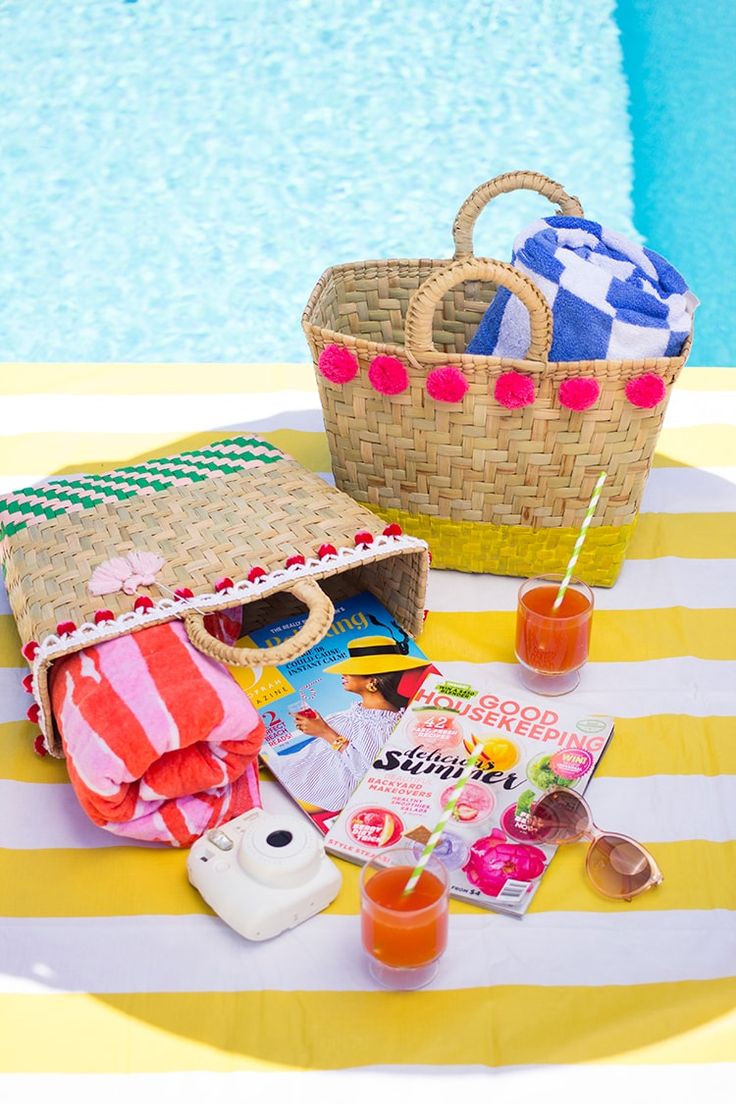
401, 738, 486, 898
551, 471, 607, 612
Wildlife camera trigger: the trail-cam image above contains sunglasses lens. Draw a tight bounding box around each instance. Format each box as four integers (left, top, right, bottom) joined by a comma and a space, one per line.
528, 788, 589, 843
587, 834, 655, 898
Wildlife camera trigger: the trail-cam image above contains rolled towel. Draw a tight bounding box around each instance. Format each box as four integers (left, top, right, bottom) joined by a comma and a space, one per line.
466, 216, 698, 362
50, 619, 264, 847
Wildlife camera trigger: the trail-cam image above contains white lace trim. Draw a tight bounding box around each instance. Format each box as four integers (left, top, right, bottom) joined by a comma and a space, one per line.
29, 533, 428, 744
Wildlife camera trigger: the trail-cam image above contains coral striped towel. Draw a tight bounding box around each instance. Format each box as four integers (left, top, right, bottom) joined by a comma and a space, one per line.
50, 618, 264, 846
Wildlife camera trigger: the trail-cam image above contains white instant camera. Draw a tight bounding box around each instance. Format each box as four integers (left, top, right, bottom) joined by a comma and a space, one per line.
187, 809, 342, 941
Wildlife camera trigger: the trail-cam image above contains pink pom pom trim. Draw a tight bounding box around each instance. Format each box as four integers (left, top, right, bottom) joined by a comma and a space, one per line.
318, 345, 359, 384
34, 734, 48, 757
214, 577, 234, 592
317, 543, 337, 559
382, 524, 402, 537
368, 355, 409, 396
285, 554, 305, 568
133, 596, 154, 613
625, 373, 667, 409
94, 609, 115, 624
22, 674, 33, 694
247, 566, 267, 583
174, 587, 194, 600
494, 371, 536, 409
27, 703, 40, 724
22, 641, 39, 662
559, 376, 601, 411
426, 365, 469, 403
56, 621, 77, 636
354, 530, 374, 547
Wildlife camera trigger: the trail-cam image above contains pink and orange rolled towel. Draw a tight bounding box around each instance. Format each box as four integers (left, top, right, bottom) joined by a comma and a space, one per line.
50, 616, 263, 847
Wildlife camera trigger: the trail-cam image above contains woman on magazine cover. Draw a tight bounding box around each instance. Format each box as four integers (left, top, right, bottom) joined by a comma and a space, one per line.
273, 635, 436, 813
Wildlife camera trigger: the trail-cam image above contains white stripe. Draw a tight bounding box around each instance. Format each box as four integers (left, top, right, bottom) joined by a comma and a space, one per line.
3, 775, 734, 850
1, 387, 731, 435
640, 465, 736, 513
0, 392, 324, 435
1, 910, 733, 994
2, 656, 735, 725
437, 658, 736, 718
2, 465, 735, 514
663, 389, 736, 428
0, 1070, 732, 1104
426, 558, 736, 610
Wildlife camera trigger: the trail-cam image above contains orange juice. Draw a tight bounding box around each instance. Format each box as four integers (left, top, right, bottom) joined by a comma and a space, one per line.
516, 583, 592, 674
361, 865, 448, 968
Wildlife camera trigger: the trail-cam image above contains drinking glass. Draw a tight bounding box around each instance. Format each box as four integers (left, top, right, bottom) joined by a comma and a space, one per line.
359, 846, 449, 990
515, 574, 593, 695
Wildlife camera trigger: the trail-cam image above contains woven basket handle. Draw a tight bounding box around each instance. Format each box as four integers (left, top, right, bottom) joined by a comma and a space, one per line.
452, 170, 584, 258
184, 577, 335, 668
404, 256, 553, 365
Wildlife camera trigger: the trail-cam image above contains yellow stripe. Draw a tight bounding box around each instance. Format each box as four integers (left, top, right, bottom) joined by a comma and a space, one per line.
0, 363, 730, 397
653, 425, 735, 467
0, 429, 331, 478
418, 608, 736, 663
3, 605, 735, 670
0, 363, 316, 395
1, 840, 733, 917
678, 367, 736, 390
1, 979, 734, 1072
598, 716, 736, 777
628, 513, 736, 559
0, 723, 70, 783
0, 426, 733, 478
3, 715, 734, 785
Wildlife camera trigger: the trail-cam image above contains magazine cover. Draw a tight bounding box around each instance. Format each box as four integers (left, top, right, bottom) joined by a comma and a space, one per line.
228, 592, 438, 834
324, 673, 614, 916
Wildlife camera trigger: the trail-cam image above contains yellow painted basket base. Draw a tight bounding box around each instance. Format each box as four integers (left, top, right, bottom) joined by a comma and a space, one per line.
364, 504, 636, 587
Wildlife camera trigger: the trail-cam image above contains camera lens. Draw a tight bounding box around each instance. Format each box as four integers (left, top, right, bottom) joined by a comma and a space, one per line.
266, 830, 293, 849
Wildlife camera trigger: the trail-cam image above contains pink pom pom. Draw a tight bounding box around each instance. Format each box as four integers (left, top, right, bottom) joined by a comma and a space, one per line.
625, 373, 667, 409
559, 376, 601, 411
22, 641, 39, 662
426, 365, 469, 403
318, 345, 359, 384
354, 530, 374, 547
174, 587, 194, 600
134, 596, 154, 613
34, 734, 48, 757
94, 609, 115, 624
22, 674, 33, 694
247, 566, 267, 583
368, 355, 409, 396
56, 621, 76, 637
27, 703, 40, 724
214, 577, 234, 593
494, 371, 536, 409
382, 523, 403, 537
317, 543, 337, 559
285, 554, 306, 568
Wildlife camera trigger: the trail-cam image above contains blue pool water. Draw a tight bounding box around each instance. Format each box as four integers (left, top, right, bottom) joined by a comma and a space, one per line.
0, 0, 731, 365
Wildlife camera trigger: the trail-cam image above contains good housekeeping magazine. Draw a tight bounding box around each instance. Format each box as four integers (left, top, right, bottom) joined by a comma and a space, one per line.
228, 592, 437, 835
324, 673, 614, 917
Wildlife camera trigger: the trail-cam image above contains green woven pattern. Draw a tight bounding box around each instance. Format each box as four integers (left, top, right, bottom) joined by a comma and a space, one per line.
0, 436, 284, 539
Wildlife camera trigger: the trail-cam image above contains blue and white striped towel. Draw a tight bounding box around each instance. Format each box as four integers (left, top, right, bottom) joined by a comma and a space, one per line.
466, 216, 698, 362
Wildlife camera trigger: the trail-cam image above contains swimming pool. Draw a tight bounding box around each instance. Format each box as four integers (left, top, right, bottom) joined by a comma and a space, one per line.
0, 0, 731, 365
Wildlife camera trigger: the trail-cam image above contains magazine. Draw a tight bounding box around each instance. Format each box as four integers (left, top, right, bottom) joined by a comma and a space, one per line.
323, 672, 614, 917
228, 592, 437, 835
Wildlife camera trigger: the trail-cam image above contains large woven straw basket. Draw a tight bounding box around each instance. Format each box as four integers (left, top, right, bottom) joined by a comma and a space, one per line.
0, 436, 429, 755
302, 170, 691, 585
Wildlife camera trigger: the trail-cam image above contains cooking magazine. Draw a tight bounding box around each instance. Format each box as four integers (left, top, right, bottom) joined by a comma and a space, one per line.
324, 672, 614, 916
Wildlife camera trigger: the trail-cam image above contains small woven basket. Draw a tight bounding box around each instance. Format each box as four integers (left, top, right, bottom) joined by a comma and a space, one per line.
302, 170, 692, 584
0, 436, 429, 755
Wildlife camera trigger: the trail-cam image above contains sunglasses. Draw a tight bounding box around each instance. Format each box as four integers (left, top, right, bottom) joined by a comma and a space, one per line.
523, 787, 663, 901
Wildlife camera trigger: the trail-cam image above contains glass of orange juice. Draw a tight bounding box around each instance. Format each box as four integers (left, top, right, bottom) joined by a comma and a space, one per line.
359, 847, 450, 990
515, 574, 594, 696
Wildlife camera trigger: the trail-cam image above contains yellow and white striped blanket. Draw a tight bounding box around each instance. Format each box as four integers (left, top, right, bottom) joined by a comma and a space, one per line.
0, 365, 734, 1102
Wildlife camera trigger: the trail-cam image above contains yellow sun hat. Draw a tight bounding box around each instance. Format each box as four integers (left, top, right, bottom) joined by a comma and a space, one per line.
325, 635, 431, 676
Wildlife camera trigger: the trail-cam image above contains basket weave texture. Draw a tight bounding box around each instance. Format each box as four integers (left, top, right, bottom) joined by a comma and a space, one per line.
0, 436, 428, 754
302, 171, 691, 583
